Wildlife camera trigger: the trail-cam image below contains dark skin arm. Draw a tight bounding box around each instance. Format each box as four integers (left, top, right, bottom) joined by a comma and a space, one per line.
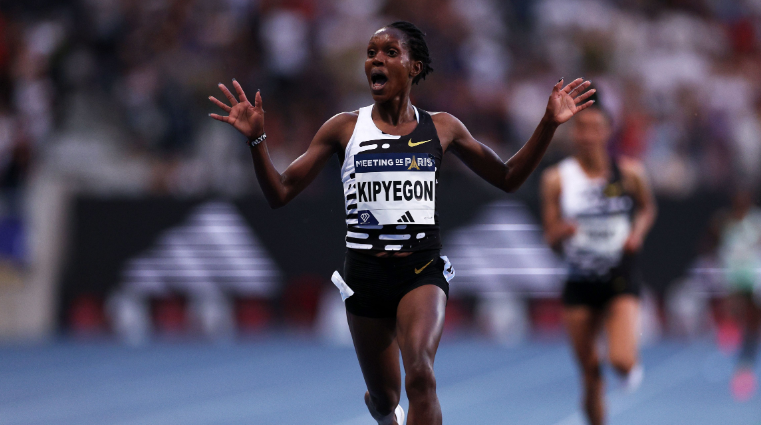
435, 78, 595, 192
209, 80, 354, 208
209, 78, 594, 208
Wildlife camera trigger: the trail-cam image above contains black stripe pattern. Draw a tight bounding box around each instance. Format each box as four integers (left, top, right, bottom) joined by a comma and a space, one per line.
342, 107, 443, 252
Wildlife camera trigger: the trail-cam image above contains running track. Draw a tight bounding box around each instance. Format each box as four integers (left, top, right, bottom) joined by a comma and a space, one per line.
0, 338, 758, 425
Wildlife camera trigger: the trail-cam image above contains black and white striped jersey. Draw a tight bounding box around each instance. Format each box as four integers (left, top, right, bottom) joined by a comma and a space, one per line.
559, 157, 634, 278
341, 105, 443, 253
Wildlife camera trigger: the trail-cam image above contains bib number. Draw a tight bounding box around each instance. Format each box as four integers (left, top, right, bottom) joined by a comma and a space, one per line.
564, 213, 631, 275
355, 153, 436, 225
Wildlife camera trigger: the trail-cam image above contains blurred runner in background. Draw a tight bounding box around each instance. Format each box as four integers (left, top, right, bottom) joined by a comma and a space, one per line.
541, 93, 657, 425
711, 189, 761, 401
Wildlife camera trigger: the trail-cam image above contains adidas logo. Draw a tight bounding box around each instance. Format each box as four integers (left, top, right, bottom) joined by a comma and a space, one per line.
397, 211, 415, 223
120, 201, 281, 292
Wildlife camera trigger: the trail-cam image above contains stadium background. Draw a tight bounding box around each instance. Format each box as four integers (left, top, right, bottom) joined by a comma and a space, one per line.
0, 0, 759, 423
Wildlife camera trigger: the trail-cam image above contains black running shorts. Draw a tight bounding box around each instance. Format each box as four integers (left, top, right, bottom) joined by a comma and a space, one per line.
562, 255, 641, 309
343, 249, 450, 318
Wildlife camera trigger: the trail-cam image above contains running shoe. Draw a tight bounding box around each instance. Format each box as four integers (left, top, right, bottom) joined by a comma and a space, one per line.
621, 363, 644, 393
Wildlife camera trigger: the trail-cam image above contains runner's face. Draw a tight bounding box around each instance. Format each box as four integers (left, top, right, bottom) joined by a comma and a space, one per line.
571, 109, 611, 154
365, 28, 419, 102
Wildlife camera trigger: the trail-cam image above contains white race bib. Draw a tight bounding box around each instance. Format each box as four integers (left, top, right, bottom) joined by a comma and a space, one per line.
569, 214, 630, 254
564, 213, 631, 275
354, 153, 436, 225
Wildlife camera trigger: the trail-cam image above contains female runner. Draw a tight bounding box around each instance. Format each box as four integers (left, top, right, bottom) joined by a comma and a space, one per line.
711, 189, 761, 400
210, 21, 594, 425
540, 99, 656, 425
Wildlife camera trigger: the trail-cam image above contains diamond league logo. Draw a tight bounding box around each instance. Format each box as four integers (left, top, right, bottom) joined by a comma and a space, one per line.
360, 212, 370, 223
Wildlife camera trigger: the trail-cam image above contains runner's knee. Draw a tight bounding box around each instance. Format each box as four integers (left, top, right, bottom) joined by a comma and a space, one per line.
404, 361, 436, 398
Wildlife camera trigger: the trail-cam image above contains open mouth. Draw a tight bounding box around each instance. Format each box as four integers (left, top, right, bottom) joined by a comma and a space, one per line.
370, 71, 388, 90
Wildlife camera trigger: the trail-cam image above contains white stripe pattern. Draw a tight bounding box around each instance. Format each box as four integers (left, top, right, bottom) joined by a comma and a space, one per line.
341, 105, 423, 250
379, 234, 411, 240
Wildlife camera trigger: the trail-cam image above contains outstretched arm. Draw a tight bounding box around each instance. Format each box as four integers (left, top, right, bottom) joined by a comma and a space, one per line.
209, 80, 348, 208
442, 78, 595, 192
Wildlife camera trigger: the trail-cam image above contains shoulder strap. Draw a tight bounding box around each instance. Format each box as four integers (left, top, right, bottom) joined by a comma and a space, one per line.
415, 108, 430, 122
558, 157, 577, 179
605, 157, 633, 200
609, 158, 623, 185
357, 105, 373, 126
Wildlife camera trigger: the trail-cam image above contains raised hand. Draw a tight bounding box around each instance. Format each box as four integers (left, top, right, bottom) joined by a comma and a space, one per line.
209, 80, 264, 141
545, 78, 595, 125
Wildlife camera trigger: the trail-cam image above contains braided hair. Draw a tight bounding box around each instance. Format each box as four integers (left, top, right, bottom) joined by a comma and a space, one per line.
384, 21, 434, 85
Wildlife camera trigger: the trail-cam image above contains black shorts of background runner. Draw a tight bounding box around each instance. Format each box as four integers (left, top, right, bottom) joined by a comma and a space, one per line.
344, 249, 449, 318
562, 254, 641, 310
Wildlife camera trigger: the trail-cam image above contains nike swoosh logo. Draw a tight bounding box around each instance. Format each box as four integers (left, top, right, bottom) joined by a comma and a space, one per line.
414, 259, 435, 274
408, 139, 432, 147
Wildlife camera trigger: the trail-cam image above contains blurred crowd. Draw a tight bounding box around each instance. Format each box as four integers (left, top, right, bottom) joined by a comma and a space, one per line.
0, 0, 760, 215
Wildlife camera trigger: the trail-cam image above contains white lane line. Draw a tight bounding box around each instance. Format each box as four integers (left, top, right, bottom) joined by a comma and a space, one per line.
457, 268, 567, 276
471, 224, 542, 231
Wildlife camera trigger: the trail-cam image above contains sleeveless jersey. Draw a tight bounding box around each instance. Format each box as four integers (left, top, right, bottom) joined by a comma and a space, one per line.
341, 105, 442, 252
558, 157, 634, 278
